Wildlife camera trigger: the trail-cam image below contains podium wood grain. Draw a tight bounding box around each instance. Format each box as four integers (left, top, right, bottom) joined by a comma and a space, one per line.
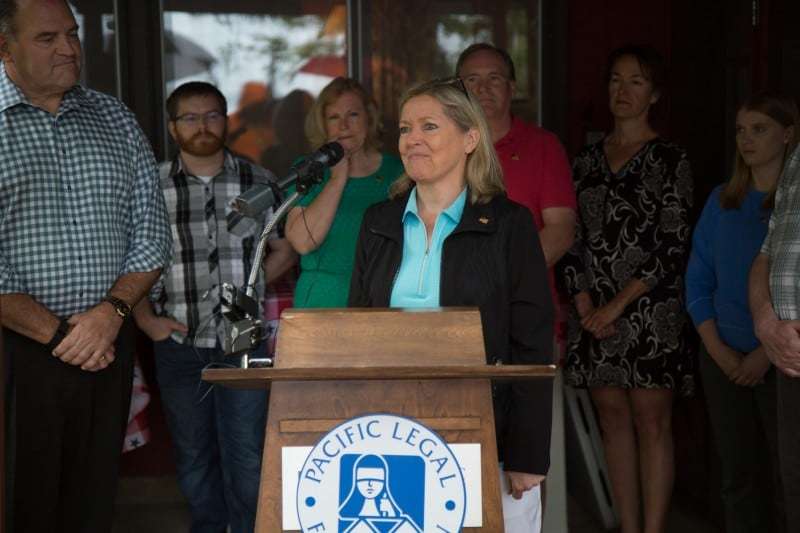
203, 364, 557, 389
273, 307, 486, 368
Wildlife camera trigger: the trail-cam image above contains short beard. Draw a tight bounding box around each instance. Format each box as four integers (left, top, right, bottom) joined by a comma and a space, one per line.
175, 129, 226, 157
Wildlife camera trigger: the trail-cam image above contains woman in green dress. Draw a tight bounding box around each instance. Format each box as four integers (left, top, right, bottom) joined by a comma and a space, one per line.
285, 77, 403, 308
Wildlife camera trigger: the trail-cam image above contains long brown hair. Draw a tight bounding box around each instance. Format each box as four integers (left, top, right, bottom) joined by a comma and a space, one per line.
720, 92, 799, 210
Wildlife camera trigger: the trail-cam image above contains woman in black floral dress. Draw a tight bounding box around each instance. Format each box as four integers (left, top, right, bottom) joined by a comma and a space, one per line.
562, 45, 693, 533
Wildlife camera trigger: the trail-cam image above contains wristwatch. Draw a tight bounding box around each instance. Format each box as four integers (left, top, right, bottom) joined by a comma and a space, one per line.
102, 295, 132, 319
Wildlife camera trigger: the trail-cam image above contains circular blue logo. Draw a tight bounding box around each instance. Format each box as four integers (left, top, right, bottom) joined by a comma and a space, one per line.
296, 414, 467, 532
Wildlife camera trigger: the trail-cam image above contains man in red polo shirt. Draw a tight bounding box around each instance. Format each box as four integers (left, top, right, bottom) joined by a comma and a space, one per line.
457, 43, 575, 533
457, 43, 576, 286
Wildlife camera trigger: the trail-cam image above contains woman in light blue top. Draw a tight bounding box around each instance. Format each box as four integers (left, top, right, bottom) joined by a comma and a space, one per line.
686, 92, 798, 533
389, 186, 466, 308
349, 78, 554, 533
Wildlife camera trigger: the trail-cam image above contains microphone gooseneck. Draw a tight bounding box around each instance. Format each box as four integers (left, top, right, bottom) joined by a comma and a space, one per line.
233, 141, 344, 218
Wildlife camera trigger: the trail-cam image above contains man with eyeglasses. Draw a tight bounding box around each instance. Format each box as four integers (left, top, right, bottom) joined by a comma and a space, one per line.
457, 43, 576, 275
0, 0, 171, 531
132, 81, 296, 533
457, 43, 576, 532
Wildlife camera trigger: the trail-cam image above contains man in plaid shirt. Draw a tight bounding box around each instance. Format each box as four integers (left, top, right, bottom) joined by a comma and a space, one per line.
133, 81, 296, 533
0, 1, 171, 531
750, 144, 800, 533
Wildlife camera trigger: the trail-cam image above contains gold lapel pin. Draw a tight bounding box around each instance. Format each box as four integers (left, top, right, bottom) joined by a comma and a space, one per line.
479, 217, 489, 224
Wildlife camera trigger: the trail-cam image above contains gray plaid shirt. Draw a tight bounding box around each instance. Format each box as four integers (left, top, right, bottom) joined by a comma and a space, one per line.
153, 152, 279, 348
762, 145, 800, 320
0, 64, 171, 317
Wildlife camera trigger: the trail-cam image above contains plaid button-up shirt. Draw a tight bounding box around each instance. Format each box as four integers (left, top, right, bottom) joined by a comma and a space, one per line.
153, 152, 279, 348
763, 145, 800, 320
0, 65, 171, 317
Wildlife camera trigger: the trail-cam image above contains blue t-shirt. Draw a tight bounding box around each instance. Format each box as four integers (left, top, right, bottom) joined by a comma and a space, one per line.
390, 187, 467, 308
685, 185, 770, 352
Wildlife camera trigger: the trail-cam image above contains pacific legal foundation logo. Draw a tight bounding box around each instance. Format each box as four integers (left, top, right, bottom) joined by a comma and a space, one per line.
296, 414, 466, 532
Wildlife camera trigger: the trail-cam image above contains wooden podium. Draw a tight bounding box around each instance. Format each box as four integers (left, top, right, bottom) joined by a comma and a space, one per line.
204, 307, 555, 532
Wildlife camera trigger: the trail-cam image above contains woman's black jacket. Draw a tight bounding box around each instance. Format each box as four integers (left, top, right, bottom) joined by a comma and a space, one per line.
348, 189, 554, 475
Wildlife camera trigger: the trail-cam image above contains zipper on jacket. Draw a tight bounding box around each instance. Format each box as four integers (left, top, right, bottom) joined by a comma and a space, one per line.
417, 229, 433, 295
417, 249, 429, 294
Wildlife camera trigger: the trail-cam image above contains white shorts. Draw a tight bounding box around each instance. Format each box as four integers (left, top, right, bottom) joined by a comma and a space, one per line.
499, 468, 542, 533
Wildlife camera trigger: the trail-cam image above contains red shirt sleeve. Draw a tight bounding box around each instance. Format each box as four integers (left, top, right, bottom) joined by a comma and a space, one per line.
537, 131, 576, 212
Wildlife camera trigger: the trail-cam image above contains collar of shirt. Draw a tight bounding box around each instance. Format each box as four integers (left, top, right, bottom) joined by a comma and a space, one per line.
784, 144, 800, 183
171, 149, 239, 181
0, 62, 89, 115
401, 186, 467, 227
494, 115, 524, 150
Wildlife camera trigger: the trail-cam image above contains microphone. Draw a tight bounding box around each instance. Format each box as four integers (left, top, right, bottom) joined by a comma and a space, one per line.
233, 142, 345, 218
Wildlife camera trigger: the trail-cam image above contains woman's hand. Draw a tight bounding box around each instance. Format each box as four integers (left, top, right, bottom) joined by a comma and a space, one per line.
575, 292, 615, 339
574, 292, 594, 318
327, 134, 351, 182
593, 324, 617, 340
581, 298, 625, 336
732, 346, 771, 387
708, 343, 743, 381
504, 471, 546, 500
329, 152, 350, 182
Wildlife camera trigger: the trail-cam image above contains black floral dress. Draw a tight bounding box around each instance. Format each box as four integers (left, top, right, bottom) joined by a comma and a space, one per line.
562, 138, 694, 395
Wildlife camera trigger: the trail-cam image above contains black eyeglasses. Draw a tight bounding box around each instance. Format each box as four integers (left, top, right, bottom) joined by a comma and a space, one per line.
427, 77, 471, 100
462, 73, 510, 90
172, 110, 225, 126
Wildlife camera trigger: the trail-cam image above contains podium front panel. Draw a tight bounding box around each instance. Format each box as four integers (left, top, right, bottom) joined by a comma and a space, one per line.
257, 379, 502, 532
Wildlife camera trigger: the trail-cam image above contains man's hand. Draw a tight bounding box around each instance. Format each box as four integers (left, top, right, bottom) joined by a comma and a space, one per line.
54, 303, 123, 370
755, 315, 800, 377
81, 346, 117, 372
732, 346, 771, 386
505, 471, 546, 500
138, 315, 188, 342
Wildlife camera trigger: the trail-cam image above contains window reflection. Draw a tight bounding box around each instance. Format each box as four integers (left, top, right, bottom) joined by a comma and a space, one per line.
69, 0, 118, 97
366, 0, 538, 141
162, 3, 345, 174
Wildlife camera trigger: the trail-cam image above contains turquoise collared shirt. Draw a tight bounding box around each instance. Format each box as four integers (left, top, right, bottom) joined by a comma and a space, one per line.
390, 187, 467, 308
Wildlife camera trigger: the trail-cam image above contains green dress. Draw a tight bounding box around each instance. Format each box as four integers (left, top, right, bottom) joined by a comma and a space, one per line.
289, 153, 403, 308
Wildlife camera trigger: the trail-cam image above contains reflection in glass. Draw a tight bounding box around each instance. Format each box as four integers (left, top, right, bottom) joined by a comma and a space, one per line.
162, 4, 345, 171
69, 0, 118, 97
366, 0, 538, 132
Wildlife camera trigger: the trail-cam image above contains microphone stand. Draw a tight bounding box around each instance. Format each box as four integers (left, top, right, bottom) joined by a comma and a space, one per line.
220, 162, 325, 368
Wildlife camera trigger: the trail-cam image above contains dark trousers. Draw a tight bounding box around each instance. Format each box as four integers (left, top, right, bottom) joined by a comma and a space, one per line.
4, 323, 134, 533
699, 346, 783, 533
777, 370, 800, 533
154, 338, 267, 533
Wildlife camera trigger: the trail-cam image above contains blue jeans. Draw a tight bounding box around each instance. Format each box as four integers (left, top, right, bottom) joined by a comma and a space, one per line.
154, 338, 268, 533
